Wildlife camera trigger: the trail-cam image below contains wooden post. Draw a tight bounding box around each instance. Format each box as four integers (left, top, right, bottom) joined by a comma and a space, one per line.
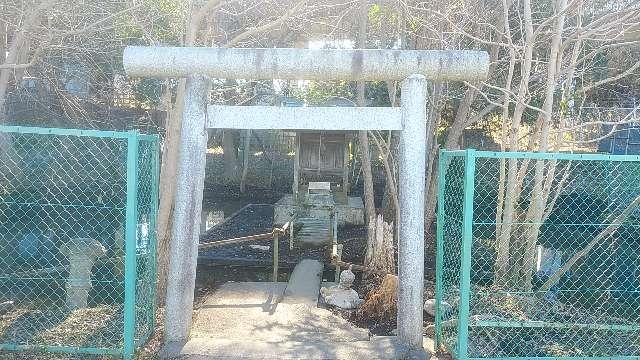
240, 129, 251, 193
343, 133, 350, 197
273, 233, 279, 282
333, 209, 338, 245
289, 219, 295, 250
335, 244, 344, 282
331, 209, 340, 282
317, 132, 322, 176
293, 133, 300, 201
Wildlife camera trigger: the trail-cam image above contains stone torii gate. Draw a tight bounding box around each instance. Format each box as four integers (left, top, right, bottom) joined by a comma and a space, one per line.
123, 46, 488, 352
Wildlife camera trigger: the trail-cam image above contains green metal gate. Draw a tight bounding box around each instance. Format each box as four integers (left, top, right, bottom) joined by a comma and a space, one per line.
436, 149, 640, 360
0, 126, 159, 359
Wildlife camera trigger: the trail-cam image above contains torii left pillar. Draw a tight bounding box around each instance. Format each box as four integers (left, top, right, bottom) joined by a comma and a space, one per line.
164, 75, 209, 343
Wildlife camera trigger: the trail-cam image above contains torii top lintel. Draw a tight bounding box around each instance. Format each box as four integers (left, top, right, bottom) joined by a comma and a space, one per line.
123, 46, 489, 82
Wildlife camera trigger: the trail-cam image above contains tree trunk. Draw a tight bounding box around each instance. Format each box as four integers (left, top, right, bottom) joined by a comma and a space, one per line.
365, 214, 395, 274
355, 0, 377, 264
423, 142, 440, 230
520, 0, 567, 290
0, 21, 5, 66
0, 0, 54, 121
240, 129, 251, 192
381, 132, 398, 221
155, 79, 185, 304
153, 0, 310, 305
494, 44, 516, 249
494, 0, 535, 288
423, 81, 443, 231
381, 81, 397, 221
156, 0, 199, 304
443, 87, 476, 150
223, 129, 238, 182
0, 2, 52, 190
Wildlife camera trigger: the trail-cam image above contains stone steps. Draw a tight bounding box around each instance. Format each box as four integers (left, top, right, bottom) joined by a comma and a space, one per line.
179, 336, 412, 360
170, 260, 433, 359
295, 217, 332, 247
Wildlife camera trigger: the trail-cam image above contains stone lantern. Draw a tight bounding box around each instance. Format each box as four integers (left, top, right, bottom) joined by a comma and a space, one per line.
61, 238, 106, 310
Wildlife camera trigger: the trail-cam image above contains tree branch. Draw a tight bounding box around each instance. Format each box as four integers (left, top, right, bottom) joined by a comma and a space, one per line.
224, 0, 308, 48
580, 60, 640, 94
539, 195, 640, 293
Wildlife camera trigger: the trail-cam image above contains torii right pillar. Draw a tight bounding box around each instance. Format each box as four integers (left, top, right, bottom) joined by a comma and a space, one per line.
397, 74, 428, 349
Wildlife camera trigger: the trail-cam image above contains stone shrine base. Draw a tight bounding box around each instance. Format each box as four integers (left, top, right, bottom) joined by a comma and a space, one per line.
273, 194, 365, 226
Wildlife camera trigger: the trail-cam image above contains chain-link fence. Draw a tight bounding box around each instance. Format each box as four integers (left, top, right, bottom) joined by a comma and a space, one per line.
436, 150, 640, 359
0, 126, 159, 359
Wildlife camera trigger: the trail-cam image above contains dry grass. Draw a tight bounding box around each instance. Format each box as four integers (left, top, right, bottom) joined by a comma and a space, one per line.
357, 274, 398, 323
0, 303, 125, 359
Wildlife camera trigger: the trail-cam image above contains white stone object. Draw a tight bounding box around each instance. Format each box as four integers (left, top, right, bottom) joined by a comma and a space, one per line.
423, 298, 453, 318
320, 287, 363, 310
0, 301, 15, 315
338, 267, 355, 290
61, 238, 106, 310
536, 245, 563, 274
320, 267, 362, 310
308, 182, 331, 194
249, 245, 270, 251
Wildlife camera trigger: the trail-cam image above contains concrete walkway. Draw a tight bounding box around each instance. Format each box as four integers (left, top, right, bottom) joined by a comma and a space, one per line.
173, 260, 435, 359
189, 281, 369, 343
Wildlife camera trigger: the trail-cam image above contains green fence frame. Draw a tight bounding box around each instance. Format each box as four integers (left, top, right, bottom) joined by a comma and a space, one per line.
0, 126, 159, 359
435, 149, 640, 360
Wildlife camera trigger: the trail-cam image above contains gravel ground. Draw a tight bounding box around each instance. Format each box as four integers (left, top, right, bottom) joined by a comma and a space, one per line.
441, 287, 640, 357
0, 304, 125, 359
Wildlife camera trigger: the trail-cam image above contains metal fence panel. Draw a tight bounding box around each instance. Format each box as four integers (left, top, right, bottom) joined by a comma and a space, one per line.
436, 150, 640, 360
0, 126, 158, 359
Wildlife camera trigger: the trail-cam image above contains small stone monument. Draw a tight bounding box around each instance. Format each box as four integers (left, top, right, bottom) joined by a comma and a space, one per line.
61, 238, 106, 310
320, 265, 363, 309
424, 298, 453, 319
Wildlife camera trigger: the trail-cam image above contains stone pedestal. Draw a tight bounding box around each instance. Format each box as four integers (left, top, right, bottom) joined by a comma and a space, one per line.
61, 238, 106, 310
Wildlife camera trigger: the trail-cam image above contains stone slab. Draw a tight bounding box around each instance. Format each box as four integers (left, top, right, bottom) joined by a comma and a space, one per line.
308, 181, 331, 193
282, 259, 323, 306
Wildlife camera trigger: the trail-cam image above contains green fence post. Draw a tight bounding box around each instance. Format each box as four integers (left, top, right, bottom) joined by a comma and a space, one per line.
457, 149, 476, 360
148, 136, 160, 337
435, 149, 447, 350
123, 132, 139, 359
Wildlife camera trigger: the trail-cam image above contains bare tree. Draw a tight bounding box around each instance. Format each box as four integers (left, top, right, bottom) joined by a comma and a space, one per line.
153, 0, 311, 302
